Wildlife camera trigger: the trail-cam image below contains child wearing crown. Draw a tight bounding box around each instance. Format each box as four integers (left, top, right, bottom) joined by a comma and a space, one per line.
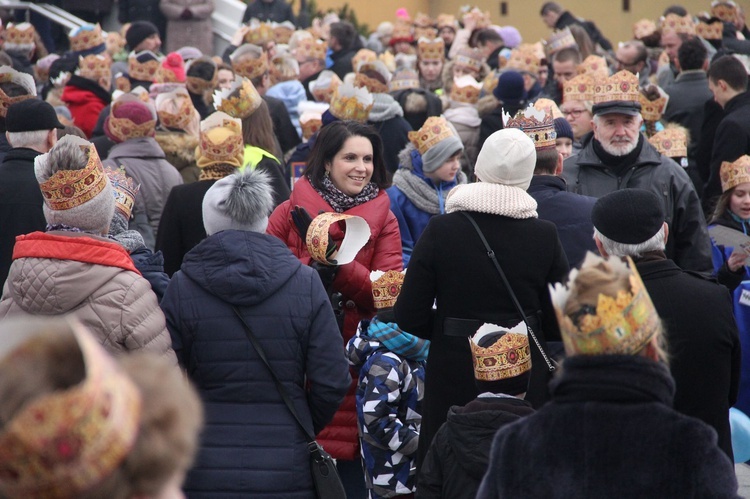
346, 270, 429, 499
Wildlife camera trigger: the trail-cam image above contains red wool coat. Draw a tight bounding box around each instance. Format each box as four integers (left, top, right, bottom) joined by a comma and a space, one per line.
267, 176, 403, 460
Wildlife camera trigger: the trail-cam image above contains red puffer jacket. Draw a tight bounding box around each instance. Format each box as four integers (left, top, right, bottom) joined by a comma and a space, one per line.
61, 75, 111, 138
267, 176, 403, 460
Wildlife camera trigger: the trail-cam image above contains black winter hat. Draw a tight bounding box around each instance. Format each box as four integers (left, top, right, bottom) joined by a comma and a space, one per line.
6, 99, 65, 132
592, 189, 665, 244
126, 21, 159, 50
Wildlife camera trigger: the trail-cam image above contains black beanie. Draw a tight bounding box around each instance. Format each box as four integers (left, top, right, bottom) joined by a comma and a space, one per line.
126, 21, 159, 50
592, 189, 665, 244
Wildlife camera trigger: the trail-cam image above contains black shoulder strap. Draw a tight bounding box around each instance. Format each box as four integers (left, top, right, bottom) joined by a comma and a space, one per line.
460, 211, 556, 371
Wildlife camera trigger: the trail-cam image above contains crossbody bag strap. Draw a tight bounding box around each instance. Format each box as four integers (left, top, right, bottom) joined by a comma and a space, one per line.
231, 306, 317, 443
460, 212, 556, 372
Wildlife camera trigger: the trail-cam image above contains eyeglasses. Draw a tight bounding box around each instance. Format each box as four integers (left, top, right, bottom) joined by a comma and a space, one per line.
562, 108, 588, 118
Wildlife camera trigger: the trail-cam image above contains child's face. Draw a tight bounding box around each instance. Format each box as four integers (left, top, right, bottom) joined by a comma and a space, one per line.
425, 152, 461, 183
556, 137, 573, 160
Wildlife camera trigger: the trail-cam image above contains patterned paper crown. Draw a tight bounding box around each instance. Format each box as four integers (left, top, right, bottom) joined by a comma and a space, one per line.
633, 18, 657, 39
413, 12, 435, 28
506, 45, 540, 75
379, 51, 396, 72
437, 14, 457, 30
563, 74, 595, 102
370, 270, 406, 309
186, 58, 218, 94
155, 88, 195, 130
230, 44, 268, 80
300, 113, 322, 140
295, 38, 327, 61
391, 21, 414, 43
39, 139, 108, 211
549, 254, 661, 356
352, 49, 378, 73
244, 20, 274, 45
417, 37, 445, 61
453, 47, 484, 73
115, 74, 131, 92
638, 86, 669, 121
128, 50, 161, 82
197, 111, 244, 168
545, 27, 577, 55
659, 14, 696, 35
354, 60, 391, 94
414, 26, 438, 40
577, 55, 609, 79
648, 127, 688, 158
720, 155, 750, 193
107, 95, 156, 142
272, 21, 296, 44
4, 22, 36, 47
503, 104, 557, 151
389, 68, 420, 92
534, 98, 564, 119
482, 71, 499, 94
0, 67, 35, 117
464, 8, 491, 29
78, 54, 112, 81
213, 75, 262, 119
593, 70, 640, 105
0, 321, 142, 498
310, 70, 342, 103
408, 116, 455, 155
69, 24, 104, 53
696, 20, 724, 40
104, 166, 139, 219
469, 322, 531, 382
305, 212, 369, 265
329, 82, 373, 122
711, 1, 738, 22
450, 75, 482, 104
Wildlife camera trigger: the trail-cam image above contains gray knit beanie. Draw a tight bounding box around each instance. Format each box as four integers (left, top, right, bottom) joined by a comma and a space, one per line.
202, 169, 274, 236
422, 134, 464, 173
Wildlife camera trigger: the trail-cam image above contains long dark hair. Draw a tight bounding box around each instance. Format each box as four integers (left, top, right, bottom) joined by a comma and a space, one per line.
710, 189, 732, 224
241, 99, 283, 159
304, 120, 388, 190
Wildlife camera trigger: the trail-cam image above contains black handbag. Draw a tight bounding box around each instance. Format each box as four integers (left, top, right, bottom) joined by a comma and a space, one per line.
232, 306, 347, 499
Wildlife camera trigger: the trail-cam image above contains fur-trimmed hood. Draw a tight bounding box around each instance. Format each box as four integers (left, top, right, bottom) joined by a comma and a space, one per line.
477, 94, 501, 118
398, 142, 418, 171
154, 131, 199, 170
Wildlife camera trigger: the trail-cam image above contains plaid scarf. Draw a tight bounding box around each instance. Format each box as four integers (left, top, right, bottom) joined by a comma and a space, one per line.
367, 318, 429, 362
315, 176, 379, 213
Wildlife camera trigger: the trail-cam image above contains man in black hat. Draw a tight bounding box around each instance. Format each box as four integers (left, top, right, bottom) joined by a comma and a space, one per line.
562, 71, 712, 273
125, 21, 162, 53
592, 188, 740, 461
0, 98, 64, 285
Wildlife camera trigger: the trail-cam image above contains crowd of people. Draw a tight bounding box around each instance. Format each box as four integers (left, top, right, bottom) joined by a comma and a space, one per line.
1, 0, 750, 497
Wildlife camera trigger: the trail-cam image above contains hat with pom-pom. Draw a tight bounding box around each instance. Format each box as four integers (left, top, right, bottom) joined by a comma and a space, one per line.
154, 52, 186, 83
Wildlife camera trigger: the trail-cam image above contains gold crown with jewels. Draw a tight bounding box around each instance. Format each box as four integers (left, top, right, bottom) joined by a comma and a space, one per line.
469, 322, 532, 381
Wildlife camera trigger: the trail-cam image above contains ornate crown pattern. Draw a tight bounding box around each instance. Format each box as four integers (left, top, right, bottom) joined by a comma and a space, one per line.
506, 45, 540, 75
4, 23, 36, 47
593, 70, 640, 104
712, 1, 738, 22
156, 89, 195, 131
450, 75, 482, 104
370, 270, 405, 309
213, 76, 262, 119
659, 14, 696, 35
648, 127, 687, 158
389, 68, 420, 92
391, 21, 414, 42
329, 82, 373, 122
453, 48, 484, 72
720, 155, 750, 193
638, 86, 669, 121
577, 55, 609, 79
78, 54, 112, 81
504, 104, 557, 151
231, 44, 268, 80
545, 27, 577, 55
300, 116, 322, 140
408, 116, 455, 155
352, 49, 378, 72
198, 113, 244, 167
272, 22, 295, 44
69, 24, 104, 53
244, 21, 274, 45
310, 71, 342, 103
633, 19, 656, 39
469, 322, 532, 382
39, 142, 108, 211
104, 166, 139, 219
436, 14, 457, 30
417, 37, 445, 62
128, 51, 161, 82
696, 20, 724, 40
295, 39, 327, 62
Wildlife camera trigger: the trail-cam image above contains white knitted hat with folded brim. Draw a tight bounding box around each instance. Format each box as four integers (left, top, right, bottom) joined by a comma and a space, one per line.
474, 128, 536, 191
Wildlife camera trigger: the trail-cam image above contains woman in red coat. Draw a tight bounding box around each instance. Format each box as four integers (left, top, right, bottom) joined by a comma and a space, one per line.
268, 120, 402, 496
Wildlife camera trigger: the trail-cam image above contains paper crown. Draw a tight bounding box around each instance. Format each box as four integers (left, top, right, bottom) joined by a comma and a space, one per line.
104, 166, 139, 219
464, 8, 491, 29
417, 37, 445, 61
453, 47, 484, 73
408, 116, 455, 154
185, 57, 218, 94
413, 12, 435, 28
506, 45, 540, 75
370, 270, 405, 309
107, 94, 157, 142
155, 87, 195, 130
389, 68, 420, 92
230, 44, 268, 80
503, 104, 557, 151
69, 23, 104, 53
0, 320, 142, 498
711, 1, 738, 22
213, 75, 262, 119
128, 50, 161, 82
545, 27, 577, 55
534, 98, 564, 119
720, 155, 750, 193
436, 14, 457, 30
391, 21, 414, 43
469, 322, 532, 382
306, 212, 370, 265
354, 60, 391, 94
295, 38, 327, 61
329, 82, 373, 122
78, 54, 112, 81
352, 49, 378, 72
414, 26, 438, 40
197, 111, 244, 168
300, 114, 322, 140
0, 66, 35, 117
633, 18, 657, 39
4, 22, 36, 47
638, 86, 669, 121
648, 127, 688, 158
244, 20, 274, 45
659, 14, 696, 35
549, 253, 661, 356
309, 70, 342, 103
39, 137, 108, 211
153, 53, 185, 84
450, 74, 482, 104
115, 74, 131, 92
272, 21, 296, 44
696, 20, 724, 40
577, 55, 609, 79
593, 70, 640, 105
482, 71, 499, 94
563, 74, 595, 102
379, 51, 396, 72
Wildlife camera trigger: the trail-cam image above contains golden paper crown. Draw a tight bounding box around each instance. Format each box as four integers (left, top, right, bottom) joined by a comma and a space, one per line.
414, 27, 438, 39
186, 58, 218, 95
660, 14, 696, 35
417, 37, 445, 61
300, 116, 322, 140
379, 51, 396, 72
69, 24, 104, 53
720, 155, 750, 193
408, 116, 455, 155
370, 270, 405, 309
197, 111, 244, 168
450, 75, 482, 104
115, 74, 131, 92
0, 320, 142, 498
413, 12, 434, 28
633, 19, 657, 39
305, 212, 363, 265
696, 20, 724, 40
295, 38, 327, 62
638, 86, 669, 121
577, 55, 609, 79
329, 82, 373, 122
4, 22, 36, 47
352, 49, 378, 72
39, 140, 108, 211
549, 254, 661, 356
648, 127, 688, 158
545, 27, 577, 55
391, 21, 414, 43
593, 70, 640, 105
78, 54, 112, 81
534, 98, 563, 119
104, 166, 139, 219
310, 70, 342, 103
272, 21, 295, 44
244, 21, 274, 45
483, 71, 499, 94
230, 44, 268, 80
128, 50, 161, 82
354, 72, 388, 94
469, 322, 531, 382
504, 104, 557, 151
465, 8, 491, 29
711, 1, 737, 22
437, 14, 457, 30
389, 68, 420, 92
213, 75, 262, 119
0, 68, 35, 118
453, 47, 484, 73
354, 60, 391, 94
155, 88, 195, 130
506, 45, 540, 75
563, 74, 595, 103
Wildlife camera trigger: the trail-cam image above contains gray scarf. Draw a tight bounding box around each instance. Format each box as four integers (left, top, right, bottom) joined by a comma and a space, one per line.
109, 214, 146, 253
368, 93, 404, 122
392, 169, 466, 214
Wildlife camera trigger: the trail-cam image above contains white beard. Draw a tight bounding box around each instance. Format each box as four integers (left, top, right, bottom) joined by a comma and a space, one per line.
600, 137, 638, 157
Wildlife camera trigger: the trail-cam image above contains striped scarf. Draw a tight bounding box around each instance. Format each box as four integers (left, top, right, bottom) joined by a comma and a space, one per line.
367, 318, 430, 362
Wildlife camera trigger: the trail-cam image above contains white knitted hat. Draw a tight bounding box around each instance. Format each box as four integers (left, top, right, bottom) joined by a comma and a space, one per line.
474, 128, 536, 190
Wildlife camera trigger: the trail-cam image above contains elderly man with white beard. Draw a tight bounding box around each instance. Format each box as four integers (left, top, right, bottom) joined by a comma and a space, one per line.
562, 70, 712, 273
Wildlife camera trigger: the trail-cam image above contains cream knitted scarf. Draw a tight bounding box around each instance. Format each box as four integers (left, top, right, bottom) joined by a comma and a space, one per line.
445, 183, 538, 219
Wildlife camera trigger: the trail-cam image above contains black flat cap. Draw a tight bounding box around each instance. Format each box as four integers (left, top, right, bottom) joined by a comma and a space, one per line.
592, 189, 665, 244
6, 99, 65, 132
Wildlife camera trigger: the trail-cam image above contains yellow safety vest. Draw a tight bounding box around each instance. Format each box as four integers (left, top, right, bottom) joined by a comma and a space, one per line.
242, 145, 279, 171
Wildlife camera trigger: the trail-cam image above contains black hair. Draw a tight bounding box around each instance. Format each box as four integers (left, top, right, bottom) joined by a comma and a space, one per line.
707, 55, 749, 91
329, 22, 357, 52
677, 37, 707, 71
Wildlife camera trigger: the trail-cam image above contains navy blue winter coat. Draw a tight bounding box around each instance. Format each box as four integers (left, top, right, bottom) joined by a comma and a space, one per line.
160, 229, 351, 498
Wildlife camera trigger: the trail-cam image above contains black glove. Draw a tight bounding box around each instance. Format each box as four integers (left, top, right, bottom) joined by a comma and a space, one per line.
292, 206, 338, 263
312, 261, 338, 290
